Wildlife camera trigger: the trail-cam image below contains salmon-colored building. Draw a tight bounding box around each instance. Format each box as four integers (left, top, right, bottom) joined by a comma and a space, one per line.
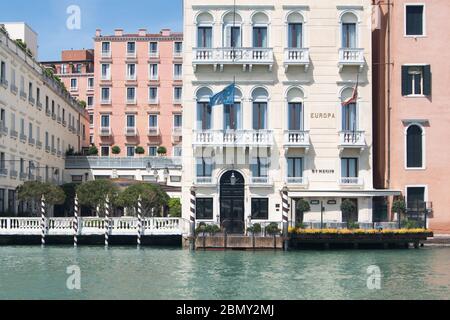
93, 28, 183, 157
373, 0, 450, 233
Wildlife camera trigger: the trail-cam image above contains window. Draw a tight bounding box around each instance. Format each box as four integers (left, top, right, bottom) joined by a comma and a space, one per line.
406, 125, 423, 168
253, 102, 267, 130
251, 157, 268, 178
342, 103, 357, 131
0, 189, 5, 214
61, 64, 67, 74
127, 64, 136, 80
45, 132, 49, 147
174, 87, 182, 102
11, 68, 16, 87
197, 27, 212, 48
174, 114, 182, 128
197, 102, 212, 130
406, 187, 426, 211
36, 87, 40, 104
149, 64, 158, 80
149, 146, 157, 156
174, 42, 183, 53
287, 158, 303, 178
224, 103, 241, 130
148, 114, 158, 128
402, 65, 431, 96
253, 27, 268, 48
251, 198, 269, 220
101, 87, 110, 103
87, 77, 94, 89
101, 115, 110, 128
127, 42, 136, 55
0, 108, 5, 127
126, 87, 136, 103
149, 87, 158, 102
342, 23, 356, 48
149, 42, 158, 55
196, 198, 213, 220
87, 96, 94, 107
101, 146, 110, 157
70, 78, 77, 90
73, 64, 82, 73
28, 123, 33, 139
288, 23, 302, 48
341, 158, 358, 177
127, 146, 135, 157
173, 146, 182, 157
126, 114, 136, 127
102, 42, 111, 54
225, 26, 241, 48
174, 64, 182, 79
8, 190, 15, 213
196, 158, 213, 177
405, 5, 424, 36
0, 61, 5, 82
101, 64, 110, 80
288, 103, 303, 131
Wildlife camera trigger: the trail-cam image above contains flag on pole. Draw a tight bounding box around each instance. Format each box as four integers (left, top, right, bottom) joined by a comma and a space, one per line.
210, 84, 236, 107
342, 74, 359, 107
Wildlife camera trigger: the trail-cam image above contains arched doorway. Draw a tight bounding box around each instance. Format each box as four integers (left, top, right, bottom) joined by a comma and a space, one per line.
220, 170, 245, 234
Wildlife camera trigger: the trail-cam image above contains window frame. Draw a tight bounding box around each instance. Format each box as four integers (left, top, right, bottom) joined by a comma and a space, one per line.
405, 123, 426, 170
404, 3, 426, 37
196, 198, 214, 220
251, 198, 269, 220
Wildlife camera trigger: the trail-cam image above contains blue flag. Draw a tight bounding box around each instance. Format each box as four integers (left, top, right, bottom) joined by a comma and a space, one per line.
209, 84, 235, 106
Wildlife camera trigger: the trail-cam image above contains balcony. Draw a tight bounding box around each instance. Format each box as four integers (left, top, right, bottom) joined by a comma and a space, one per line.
126, 51, 137, 59
0, 168, 7, 177
45, 109, 51, 117
101, 50, 111, 59
19, 134, 27, 143
28, 137, 35, 146
51, 113, 56, 121
99, 127, 112, 137
36, 141, 42, 149
194, 177, 215, 186
148, 98, 159, 105
57, 116, 62, 124
10, 84, 18, 94
193, 130, 273, 148
149, 51, 159, 59
339, 177, 364, 187
20, 90, 27, 100
338, 48, 365, 71
148, 127, 160, 137
100, 74, 111, 81
173, 74, 182, 81
28, 96, 35, 106
284, 131, 310, 150
125, 127, 137, 137
0, 78, 8, 89
9, 129, 18, 139
0, 122, 8, 136
62, 120, 67, 127
57, 151, 62, 158
192, 47, 274, 72
250, 176, 272, 187
9, 170, 18, 179
36, 101, 42, 110
45, 146, 51, 153
101, 99, 111, 105
284, 48, 310, 72
65, 156, 182, 170
126, 98, 137, 105
286, 177, 308, 187
338, 131, 366, 151
51, 148, 57, 155
19, 172, 28, 181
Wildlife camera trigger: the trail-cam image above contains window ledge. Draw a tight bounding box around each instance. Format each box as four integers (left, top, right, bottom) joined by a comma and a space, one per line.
403, 35, 427, 38
405, 95, 427, 98
404, 167, 426, 171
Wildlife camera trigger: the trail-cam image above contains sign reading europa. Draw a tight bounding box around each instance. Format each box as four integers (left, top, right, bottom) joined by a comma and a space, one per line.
310, 113, 336, 119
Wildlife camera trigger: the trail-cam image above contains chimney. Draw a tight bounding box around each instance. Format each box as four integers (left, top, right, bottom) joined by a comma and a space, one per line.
161, 29, 171, 36
138, 28, 147, 36
95, 29, 101, 37
114, 28, 123, 36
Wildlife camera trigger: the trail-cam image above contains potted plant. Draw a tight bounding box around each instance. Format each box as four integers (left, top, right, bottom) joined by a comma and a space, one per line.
392, 197, 406, 227
247, 223, 262, 236
341, 199, 357, 229
265, 222, 281, 236
111, 146, 121, 156
296, 199, 311, 226
135, 146, 145, 156
157, 146, 167, 156
88, 145, 98, 156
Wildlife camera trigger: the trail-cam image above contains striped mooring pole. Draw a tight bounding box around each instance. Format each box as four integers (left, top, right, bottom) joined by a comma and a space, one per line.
104, 196, 110, 247
189, 187, 196, 251
281, 188, 289, 251
73, 194, 79, 247
137, 195, 143, 247
41, 195, 46, 246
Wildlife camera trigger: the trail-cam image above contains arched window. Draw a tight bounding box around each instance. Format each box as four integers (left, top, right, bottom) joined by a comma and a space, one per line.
287, 12, 304, 48
224, 87, 242, 130
286, 87, 304, 131
341, 12, 358, 48
252, 87, 268, 130
223, 12, 243, 47
196, 87, 213, 130
406, 125, 423, 168
341, 87, 357, 131
252, 12, 269, 48
196, 12, 213, 48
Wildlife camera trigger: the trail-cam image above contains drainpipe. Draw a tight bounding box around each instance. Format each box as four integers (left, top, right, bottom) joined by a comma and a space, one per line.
387, 0, 391, 189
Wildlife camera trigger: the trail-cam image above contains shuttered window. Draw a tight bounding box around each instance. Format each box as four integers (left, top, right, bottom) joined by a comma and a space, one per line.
402, 65, 431, 96
406, 5, 424, 36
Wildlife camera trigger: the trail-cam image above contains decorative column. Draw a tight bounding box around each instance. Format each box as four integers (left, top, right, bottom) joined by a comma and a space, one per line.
137, 195, 143, 247
73, 194, 79, 247
190, 187, 196, 251
41, 195, 46, 246
104, 196, 110, 247
281, 188, 289, 251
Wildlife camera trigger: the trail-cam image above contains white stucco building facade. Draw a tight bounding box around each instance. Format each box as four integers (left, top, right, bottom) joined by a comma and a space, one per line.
182, 0, 397, 232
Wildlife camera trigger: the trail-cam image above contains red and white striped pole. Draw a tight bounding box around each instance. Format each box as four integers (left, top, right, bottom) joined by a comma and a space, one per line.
190, 187, 196, 251
137, 195, 143, 247
73, 194, 79, 247
281, 188, 289, 251
41, 195, 46, 246
104, 196, 110, 247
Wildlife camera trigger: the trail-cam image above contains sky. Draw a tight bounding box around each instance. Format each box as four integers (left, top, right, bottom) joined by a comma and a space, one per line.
0, 0, 183, 61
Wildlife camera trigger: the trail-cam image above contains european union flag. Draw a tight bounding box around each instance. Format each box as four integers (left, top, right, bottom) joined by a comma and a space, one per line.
209, 84, 235, 106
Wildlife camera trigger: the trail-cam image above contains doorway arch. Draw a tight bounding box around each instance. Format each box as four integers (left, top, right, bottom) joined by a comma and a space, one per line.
220, 170, 245, 234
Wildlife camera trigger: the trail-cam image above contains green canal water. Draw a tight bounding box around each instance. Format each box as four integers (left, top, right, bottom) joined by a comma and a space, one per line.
0, 246, 449, 300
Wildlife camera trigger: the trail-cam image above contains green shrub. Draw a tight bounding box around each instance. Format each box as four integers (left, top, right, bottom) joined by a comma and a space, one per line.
347, 221, 360, 230
88, 145, 98, 156
168, 198, 181, 217
295, 223, 308, 229
111, 146, 121, 155
403, 220, 419, 229
247, 223, 262, 234
135, 146, 145, 155
266, 222, 281, 235
157, 146, 167, 155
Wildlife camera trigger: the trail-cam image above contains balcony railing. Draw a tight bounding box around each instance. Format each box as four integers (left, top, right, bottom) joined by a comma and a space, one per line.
9, 129, 18, 139
148, 127, 160, 136
51, 148, 57, 155
36, 141, 42, 149
192, 47, 274, 71
45, 109, 51, 117
126, 51, 137, 59
125, 127, 137, 136
28, 137, 35, 145
193, 130, 273, 147
126, 74, 137, 81
250, 176, 272, 186
194, 177, 214, 185
148, 98, 158, 105
0, 122, 8, 136
99, 127, 112, 137
339, 131, 366, 149
65, 156, 182, 170
172, 127, 182, 136
20, 91, 27, 99
339, 177, 364, 186
10, 84, 18, 94
149, 50, 159, 58
19, 172, 28, 181
284, 130, 310, 148
0, 168, 7, 176
284, 48, 310, 71
338, 48, 364, 71
28, 97, 35, 106
126, 98, 137, 105
36, 101, 42, 110
45, 146, 51, 153
9, 170, 18, 179
101, 50, 111, 58
0, 78, 8, 89
19, 134, 27, 142
286, 177, 308, 186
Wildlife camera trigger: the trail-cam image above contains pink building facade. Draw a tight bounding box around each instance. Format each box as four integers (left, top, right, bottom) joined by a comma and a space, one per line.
373, 0, 450, 233
93, 28, 183, 157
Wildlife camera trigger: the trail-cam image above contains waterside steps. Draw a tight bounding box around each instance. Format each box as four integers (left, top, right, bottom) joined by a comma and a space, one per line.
0, 217, 189, 246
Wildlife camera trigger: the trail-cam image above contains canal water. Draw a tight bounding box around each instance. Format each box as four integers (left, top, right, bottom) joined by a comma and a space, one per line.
0, 246, 449, 300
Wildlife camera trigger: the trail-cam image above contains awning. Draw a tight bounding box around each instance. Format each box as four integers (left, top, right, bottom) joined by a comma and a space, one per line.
287, 189, 401, 198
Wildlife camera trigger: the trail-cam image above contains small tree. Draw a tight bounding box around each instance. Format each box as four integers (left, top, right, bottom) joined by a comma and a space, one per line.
157, 146, 167, 156
296, 199, 310, 227
111, 146, 121, 155
76, 180, 120, 216
88, 145, 98, 156
17, 181, 66, 216
135, 146, 145, 155
79, 100, 87, 109
341, 199, 357, 227
392, 197, 407, 226
168, 198, 181, 217
117, 183, 169, 217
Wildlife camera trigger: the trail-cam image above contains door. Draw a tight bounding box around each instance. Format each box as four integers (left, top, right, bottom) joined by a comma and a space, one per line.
220, 171, 245, 234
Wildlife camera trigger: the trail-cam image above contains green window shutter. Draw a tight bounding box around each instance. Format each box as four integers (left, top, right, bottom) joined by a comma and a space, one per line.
423, 65, 432, 96
401, 66, 412, 96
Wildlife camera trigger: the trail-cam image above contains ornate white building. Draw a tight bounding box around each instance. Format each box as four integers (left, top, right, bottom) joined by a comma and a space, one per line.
182, 0, 398, 232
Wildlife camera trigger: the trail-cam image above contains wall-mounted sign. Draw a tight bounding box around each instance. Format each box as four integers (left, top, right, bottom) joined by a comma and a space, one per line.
310, 113, 336, 119
312, 169, 335, 174
310, 200, 320, 205
327, 200, 337, 205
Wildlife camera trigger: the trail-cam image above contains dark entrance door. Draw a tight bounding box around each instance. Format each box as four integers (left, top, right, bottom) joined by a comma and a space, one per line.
220, 171, 245, 234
